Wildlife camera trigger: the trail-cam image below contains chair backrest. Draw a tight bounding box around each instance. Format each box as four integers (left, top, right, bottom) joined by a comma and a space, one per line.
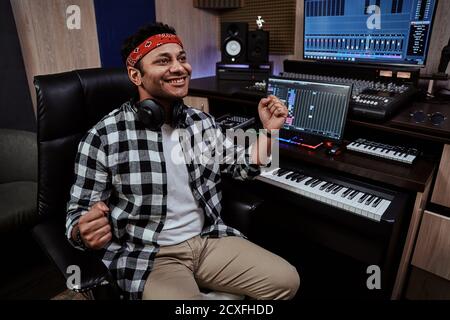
35, 68, 137, 219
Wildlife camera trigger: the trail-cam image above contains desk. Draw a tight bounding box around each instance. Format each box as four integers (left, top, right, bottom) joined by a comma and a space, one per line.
189, 76, 449, 299
189, 76, 450, 144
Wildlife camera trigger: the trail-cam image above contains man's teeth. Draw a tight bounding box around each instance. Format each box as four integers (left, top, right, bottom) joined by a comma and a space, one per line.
167, 78, 185, 84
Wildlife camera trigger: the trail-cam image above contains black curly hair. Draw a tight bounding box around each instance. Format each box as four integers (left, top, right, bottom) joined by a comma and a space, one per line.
121, 22, 177, 72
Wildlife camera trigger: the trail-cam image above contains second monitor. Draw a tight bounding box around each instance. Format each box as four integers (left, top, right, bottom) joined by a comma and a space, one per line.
267, 77, 352, 147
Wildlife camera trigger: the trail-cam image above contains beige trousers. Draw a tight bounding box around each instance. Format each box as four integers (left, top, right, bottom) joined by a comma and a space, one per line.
143, 235, 300, 300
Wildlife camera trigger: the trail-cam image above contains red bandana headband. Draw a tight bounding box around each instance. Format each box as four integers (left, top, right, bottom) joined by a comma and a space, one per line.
126, 33, 183, 67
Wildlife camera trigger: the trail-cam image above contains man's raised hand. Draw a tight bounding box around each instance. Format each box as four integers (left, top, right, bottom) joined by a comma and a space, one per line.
258, 95, 288, 130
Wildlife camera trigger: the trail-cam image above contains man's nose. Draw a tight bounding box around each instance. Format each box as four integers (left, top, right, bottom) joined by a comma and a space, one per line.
169, 60, 184, 73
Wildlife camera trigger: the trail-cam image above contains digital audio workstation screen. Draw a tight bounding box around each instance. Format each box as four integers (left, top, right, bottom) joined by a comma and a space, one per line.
303, 0, 437, 66
267, 78, 351, 141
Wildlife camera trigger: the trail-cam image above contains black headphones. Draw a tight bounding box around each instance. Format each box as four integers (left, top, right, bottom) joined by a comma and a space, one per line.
132, 97, 186, 130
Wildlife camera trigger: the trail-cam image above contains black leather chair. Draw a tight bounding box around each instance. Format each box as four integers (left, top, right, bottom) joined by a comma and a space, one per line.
33, 68, 263, 299
0, 129, 39, 235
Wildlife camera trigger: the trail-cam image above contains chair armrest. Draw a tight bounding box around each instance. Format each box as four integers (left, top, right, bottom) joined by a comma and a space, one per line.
31, 218, 118, 296
221, 178, 264, 236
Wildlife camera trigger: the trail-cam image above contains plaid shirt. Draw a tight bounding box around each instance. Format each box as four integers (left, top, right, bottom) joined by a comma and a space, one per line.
66, 101, 260, 300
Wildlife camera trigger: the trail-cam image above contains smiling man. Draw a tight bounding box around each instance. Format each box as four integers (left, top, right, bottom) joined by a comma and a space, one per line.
65, 22, 299, 300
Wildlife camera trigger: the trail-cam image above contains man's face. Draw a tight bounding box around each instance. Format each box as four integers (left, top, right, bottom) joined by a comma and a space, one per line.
137, 43, 192, 102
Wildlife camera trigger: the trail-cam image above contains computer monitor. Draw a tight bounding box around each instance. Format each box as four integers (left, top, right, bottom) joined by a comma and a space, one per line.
303, 0, 438, 67
267, 77, 352, 145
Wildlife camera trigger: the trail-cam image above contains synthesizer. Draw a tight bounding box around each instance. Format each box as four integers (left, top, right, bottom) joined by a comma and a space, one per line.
281, 71, 417, 121
346, 138, 419, 164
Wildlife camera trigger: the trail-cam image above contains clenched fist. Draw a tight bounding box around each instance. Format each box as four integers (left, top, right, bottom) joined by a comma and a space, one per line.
73, 201, 112, 250
258, 95, 288, 130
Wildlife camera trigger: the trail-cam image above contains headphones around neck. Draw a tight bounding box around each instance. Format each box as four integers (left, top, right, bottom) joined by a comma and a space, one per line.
132, 97, 186, 130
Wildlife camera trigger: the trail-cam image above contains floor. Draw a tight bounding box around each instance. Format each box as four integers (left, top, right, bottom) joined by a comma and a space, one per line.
51, 289, 87, 300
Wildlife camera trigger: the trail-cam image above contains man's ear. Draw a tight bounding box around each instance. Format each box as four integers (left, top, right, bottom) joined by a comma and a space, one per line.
127, 66, 142, 86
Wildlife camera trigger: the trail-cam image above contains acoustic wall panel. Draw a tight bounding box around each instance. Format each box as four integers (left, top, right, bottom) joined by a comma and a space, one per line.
220, 0, 297, 55
193, 0, 243, 9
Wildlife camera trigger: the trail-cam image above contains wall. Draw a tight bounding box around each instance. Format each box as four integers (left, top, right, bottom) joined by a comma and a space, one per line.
11, 0, 101, 112
269, 0, 304, 75
155, 0, 221, 79
10, 0, 450, 101
155, 0, 305, 77
93, 0, 156, 68
0, 0, 35, 132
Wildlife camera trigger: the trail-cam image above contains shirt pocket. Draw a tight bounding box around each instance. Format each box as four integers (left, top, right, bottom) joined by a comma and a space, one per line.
112, 150, 165, 197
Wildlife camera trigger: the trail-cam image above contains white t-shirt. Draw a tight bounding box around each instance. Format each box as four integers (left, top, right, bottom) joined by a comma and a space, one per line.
157, 124, 205, 246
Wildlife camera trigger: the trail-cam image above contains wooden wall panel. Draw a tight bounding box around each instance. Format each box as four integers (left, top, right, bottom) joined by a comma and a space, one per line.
155, 0, 220, 79
11, 0, 101, 112
412, 210, 450, 281
431, 144, 450, 208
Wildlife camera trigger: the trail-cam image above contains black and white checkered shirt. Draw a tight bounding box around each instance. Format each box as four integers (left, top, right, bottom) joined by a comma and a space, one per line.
66, 101, 260, 299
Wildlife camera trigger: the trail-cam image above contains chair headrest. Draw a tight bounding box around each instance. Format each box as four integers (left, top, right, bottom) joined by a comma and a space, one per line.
35, 68, 137, 141
34, 68, 137, 218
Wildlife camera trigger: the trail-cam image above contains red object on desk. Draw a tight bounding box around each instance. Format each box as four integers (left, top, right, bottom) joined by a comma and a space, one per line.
300, 141, 324, 150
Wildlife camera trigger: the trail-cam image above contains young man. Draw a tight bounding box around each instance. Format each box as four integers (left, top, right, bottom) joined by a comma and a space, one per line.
66, 22, 299, 300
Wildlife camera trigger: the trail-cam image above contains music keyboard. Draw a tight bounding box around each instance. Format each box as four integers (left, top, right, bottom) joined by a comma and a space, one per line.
347, 138, 418, 164
257, 167, 393, 222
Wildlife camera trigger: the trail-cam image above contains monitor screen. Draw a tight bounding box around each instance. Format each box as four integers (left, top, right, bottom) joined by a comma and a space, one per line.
303, 0, 438, 66
267, 77, 352, 141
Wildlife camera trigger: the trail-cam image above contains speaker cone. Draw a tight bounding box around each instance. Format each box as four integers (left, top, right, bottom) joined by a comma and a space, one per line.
225, 39, 242, 57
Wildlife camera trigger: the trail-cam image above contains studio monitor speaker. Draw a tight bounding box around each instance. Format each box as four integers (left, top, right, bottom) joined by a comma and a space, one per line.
221, 22, 248, 63
247, 30, 269, 63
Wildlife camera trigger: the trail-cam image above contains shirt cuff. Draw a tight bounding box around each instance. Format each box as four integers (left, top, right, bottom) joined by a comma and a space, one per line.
66, 211, 87, 251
